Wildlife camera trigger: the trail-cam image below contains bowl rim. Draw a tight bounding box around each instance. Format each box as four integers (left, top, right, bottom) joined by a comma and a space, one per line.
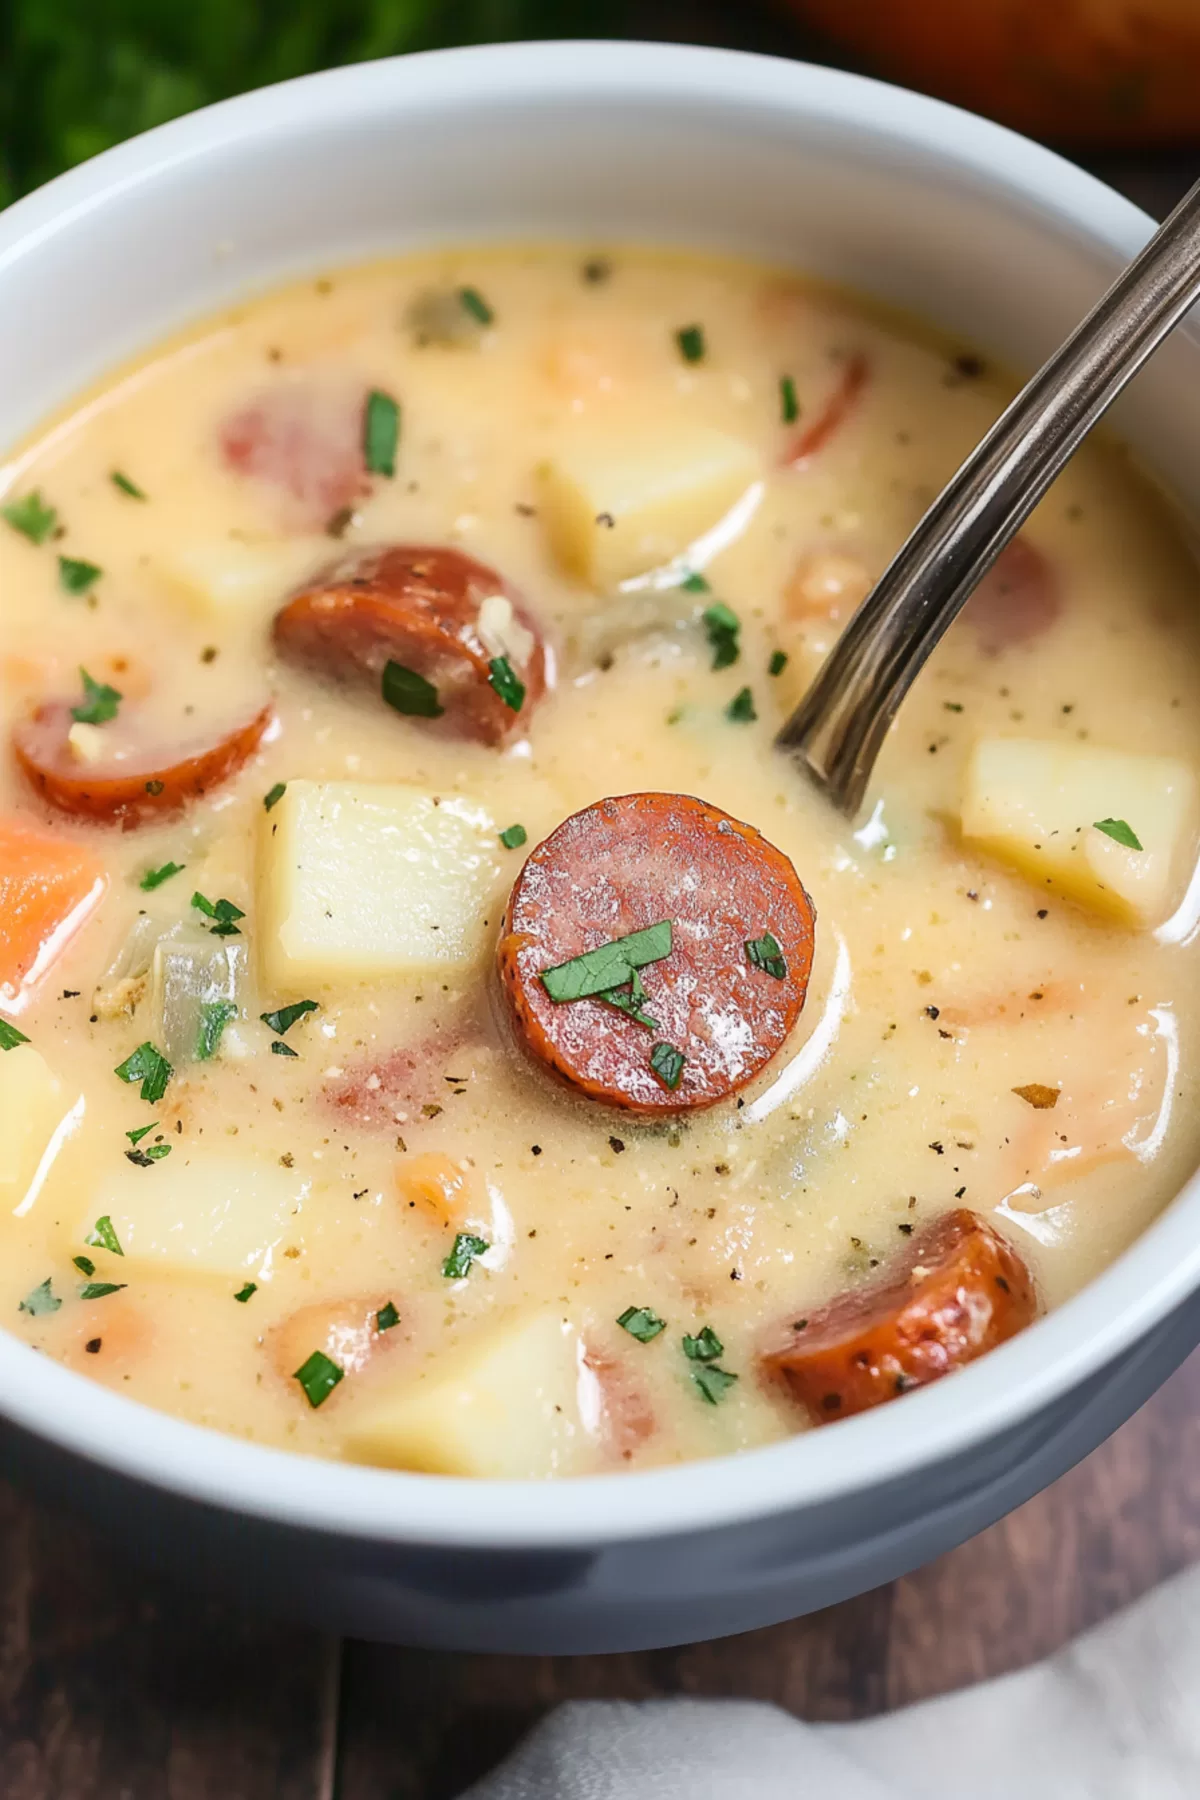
1, 37, 1194, 1551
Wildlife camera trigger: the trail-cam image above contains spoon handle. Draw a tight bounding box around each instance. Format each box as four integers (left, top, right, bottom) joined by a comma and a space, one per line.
777, 174, 1200, 818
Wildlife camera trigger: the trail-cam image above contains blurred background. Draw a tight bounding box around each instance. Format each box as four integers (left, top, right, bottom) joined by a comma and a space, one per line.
3, 0, 1200, 211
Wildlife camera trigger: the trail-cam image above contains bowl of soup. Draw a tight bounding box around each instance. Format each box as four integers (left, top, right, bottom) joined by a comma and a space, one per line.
2, 42, 1200, 1653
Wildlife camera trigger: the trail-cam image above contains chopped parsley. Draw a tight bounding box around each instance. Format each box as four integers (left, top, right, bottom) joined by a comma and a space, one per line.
191, 891, 245, 937
234, 1282, 257, 1303
260, 999, 318, 1037
780, 374, 799, 424
458, 286, 494, 326
680, 572, 710, 594
2, 490, 57, 544
125, 1121, 157, 1146
270, 1039, 299, 1058
114, 1041, 173, 1104
649, 1041, 686, 1091
725, 686, 756, 723
71, 668, 121, 725
488, 655, 525, 713
293, 1349, 344, 1409
682, 1325, 723, 1362
1094, 817, 1143, 850
768, 649, 788, 677
0, 1020, 30, 1052
58, 556, 102, 595
376, 1300, 400, 1331
363, 388, 400, 478
111, 471, 146, 500
195, 1000, 236, 1061
442, 1232, 490, 1279
19, 1278, 60, 1316
263, 782, 287, 812
125, 1143, 171, 1166
617, 1306, 667, 1343
692, 1364, 739, 1405
382, 660, 443, 718
499, 823, 527, 850
79, 1282, 126, 1301
541, 920, 672, 1003
676, 324, 705, 363
73, 1256, 95, 1276
702, 601, 740, 670
745, 932, 787, 979
85, 1215, 124, 1256
600, 966, 659, 1030
139, 861, 184, 891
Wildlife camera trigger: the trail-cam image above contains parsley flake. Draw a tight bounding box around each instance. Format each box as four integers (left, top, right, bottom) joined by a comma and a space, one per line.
111, 471, 146, 500
293, 1349, 344, 1408
234, 1282, 257, 1303
458, 287, 494, 326
702, 601, 740, 671
442, 1232, 490, 1279
261, 999, 318, 1036
745, 932, 787, 979
114, 1041, 173, 1104
73, 1256, 95, 1277
270, 1039, 299, 1058
263, 782, 287, 812
499, 823, 527, 850
676, 324, 705, 363
139, 862, 184, 891
649, 1041, 686, 1091
195, 1000, 236, 1061
58, 556, 102, 596
725, 686, 756, 723
780, 374, 800, 424
488, 655, 525, 712
19, 1278, 60, 1316
125, 1143, 172, 1166
125, 1121, 157, 1146
768, 649, 788, 677
1094, 817, 1143, 850
376, 1300, 400, 1331
617, 1306, 666, 1343
682, 1325, 723, 1362
363, 388, 400, 478
2, 490, 57, 544
382, 660, 443, 718
693, 1364, 739, 1405
85, 1215, 124, 1257
541, 920, 672, 1004
0, 1020, 30, 1052
79, 1282, 126, 1301
680, 572, 710, 593
191, 892, 245, 937
71, 668, 121, 725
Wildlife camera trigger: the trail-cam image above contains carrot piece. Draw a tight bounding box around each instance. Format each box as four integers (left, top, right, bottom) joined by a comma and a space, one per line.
0, 817, 107, 1009
783, 352, 869, 467
396, 1151, 471, 1226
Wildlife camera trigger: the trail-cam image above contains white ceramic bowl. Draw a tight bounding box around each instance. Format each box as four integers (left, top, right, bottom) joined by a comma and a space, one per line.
2, 41, 1199, 1654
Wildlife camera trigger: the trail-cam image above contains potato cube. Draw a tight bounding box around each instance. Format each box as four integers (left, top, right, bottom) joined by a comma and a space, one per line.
157, 538, 329, 625
961, 737, 1197, 927
82, 1151, 310, 1278
541, 425, 761, 589
344, 1311, 594, 1478
260, 782, 502, 990
0, 1046, 81, 1217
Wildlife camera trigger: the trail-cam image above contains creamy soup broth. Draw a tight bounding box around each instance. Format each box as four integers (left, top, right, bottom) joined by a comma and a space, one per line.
1, 246, 1199, 1476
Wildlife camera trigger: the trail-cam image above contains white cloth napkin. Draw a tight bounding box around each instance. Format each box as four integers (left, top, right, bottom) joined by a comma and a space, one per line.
461, 1562, 1200, 1799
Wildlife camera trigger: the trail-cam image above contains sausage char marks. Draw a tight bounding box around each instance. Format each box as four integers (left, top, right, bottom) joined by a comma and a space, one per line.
273, 544, 548, 747
497, 792, 816, 1114
763, 1208, 1038, 1423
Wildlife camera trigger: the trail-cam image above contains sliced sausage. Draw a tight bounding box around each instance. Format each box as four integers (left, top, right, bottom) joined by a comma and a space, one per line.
274, 544, 548, 747
962, 537, 1060, 653
497, 792, 816, 1113
13, 701, 274, 828
763, 1208, 1037, 1423
784, 352, 869, 467
219, 384, 370, 530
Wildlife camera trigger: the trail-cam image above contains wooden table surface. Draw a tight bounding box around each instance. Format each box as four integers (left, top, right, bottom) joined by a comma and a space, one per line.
2, 16, 1199, 1798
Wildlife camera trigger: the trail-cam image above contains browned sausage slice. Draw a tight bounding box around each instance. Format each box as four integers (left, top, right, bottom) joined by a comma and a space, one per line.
497, 793, 816, 1113
219, 385, 370, 530
763, 1209, 1038, 1423
13, 701, 274, 828
274, 545, 548, 747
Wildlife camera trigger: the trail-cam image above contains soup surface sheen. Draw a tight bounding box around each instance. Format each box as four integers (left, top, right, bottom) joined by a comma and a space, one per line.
2, 247, 1199, 1479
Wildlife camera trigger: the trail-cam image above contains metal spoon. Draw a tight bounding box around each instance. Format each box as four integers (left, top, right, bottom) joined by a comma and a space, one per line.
777, 175, 1200, 818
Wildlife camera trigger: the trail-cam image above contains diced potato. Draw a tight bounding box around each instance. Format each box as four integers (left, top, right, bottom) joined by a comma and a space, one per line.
961, 737, 1197, 927
82, 1151, 310, 1278
541, 425, 761, 589
0, 1046, 81, 1216
344, 1311, 595, 1478
156, 538, 329, 625
259, 781, 502, 990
